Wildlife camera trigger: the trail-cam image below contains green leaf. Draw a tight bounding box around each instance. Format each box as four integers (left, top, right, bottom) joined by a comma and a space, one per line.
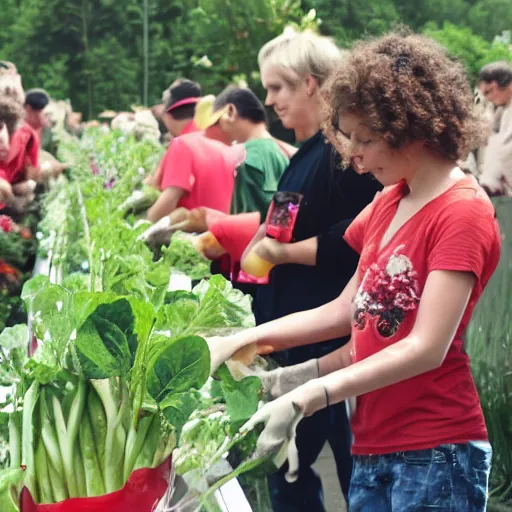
0, 468, 25, 512
72, 292, 120, 329
75, 299, 136, 379
30, 284, 74, 359
216, 364, 261, 430
192, 275, 254, 330
156, 300, 200, 336
161, 391, 199, 442
162, 234, 211, 281
126, 298, 156, 347
146, 335, 210, 403
0, 325, 29, 385
21, 275, 50, 305
164, 291, 199, 304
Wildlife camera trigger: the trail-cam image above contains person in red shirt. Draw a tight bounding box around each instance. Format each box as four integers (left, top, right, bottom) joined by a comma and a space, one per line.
24, 89, 50, 143
144, 79, 202, 191
146, 80, 245, 222
0, 71, 41, 188
208, 32, 501, 511
0, 121, 39, 185
0, 96, 25, 206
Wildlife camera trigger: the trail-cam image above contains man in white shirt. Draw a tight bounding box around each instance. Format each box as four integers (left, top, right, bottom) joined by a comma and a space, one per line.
478, 61, 512, 196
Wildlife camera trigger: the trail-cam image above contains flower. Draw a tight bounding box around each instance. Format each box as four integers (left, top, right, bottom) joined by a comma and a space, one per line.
0, 215, 14, 233
353, 248, 420, 335
386, 246, 413, 276
195, 55, 213, 68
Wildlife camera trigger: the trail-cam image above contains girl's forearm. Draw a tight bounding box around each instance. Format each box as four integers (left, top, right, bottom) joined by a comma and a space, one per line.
313, 335, 436, 411
318, 343, 353, 376
235, 297, 352, 355
281, 238, 318, 266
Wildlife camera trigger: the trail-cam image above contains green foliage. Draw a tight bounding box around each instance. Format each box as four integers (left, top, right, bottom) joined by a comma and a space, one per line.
424, 22, 512, 83
146, 335, 210, 402
312, 0, 399, 45
466, 198, 512, 507
1, 0, 511, 117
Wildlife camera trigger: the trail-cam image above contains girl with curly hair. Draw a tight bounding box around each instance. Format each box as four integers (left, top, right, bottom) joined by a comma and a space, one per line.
209, 31, 501, 511
227, 30, 381, 511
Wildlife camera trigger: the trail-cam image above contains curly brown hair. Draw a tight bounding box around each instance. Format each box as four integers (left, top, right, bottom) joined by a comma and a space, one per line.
321, 31, 484, 161
0, 96, 24, 135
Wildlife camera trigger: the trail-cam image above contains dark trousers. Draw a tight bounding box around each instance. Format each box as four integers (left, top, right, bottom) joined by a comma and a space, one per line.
268, 400, 353, 512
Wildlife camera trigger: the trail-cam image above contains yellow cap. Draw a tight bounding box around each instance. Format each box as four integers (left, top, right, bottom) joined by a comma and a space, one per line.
194, 95, 228, 130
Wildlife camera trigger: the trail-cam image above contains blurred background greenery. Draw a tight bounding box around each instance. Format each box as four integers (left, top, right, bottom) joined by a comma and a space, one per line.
1, 0, 511, 119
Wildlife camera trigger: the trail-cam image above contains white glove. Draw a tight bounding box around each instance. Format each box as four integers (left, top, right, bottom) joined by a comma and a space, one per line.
139, 215, 173, 247
228, 359, 319, 399
261, 359, 320, 398
229, 359, 358, 418
241, 381, 328, 483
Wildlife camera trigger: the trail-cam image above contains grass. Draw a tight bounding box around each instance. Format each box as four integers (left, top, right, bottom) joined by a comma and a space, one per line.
466, 197, 512, 509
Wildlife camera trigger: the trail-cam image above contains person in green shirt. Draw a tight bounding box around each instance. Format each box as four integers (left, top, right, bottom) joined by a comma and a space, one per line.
197, 86, 294, 219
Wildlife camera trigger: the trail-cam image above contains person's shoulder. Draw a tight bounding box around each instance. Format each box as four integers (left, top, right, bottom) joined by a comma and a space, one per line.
175, 131, 205, 146
11, 122, 36, 144
432, 177, 500, 245
442, 176, 496, 217
245, 138, 288, 168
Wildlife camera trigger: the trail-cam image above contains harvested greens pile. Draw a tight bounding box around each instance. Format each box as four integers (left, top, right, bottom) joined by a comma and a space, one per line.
0, 129, 273, 511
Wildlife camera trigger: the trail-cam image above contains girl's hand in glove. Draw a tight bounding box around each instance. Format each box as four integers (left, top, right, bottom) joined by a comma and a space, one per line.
229, 359, 319, 399
139, 215, 179, 247
240, 380, 328, 483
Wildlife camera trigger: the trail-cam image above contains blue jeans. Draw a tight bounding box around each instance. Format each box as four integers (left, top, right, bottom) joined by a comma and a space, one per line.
349, 441, 492, 511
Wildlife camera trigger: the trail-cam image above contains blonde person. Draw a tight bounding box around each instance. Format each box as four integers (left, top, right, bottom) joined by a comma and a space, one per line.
209, 31, 501, 512
231, 31, 381, 511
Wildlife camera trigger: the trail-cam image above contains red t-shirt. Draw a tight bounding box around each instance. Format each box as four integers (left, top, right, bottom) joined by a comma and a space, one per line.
158, 132, 245, 213
0, 123, 39, 185
344, 175, 501, 455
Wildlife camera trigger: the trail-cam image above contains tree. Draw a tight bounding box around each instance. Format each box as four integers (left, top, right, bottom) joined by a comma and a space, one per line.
424, 22, 512, 83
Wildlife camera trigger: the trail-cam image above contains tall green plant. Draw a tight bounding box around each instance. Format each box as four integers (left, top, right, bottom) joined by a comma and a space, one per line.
466, 198, 512, 508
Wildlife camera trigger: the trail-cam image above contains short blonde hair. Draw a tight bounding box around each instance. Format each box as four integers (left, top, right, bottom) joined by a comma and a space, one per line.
258, 30, 343, 86
0, 61, 25, 104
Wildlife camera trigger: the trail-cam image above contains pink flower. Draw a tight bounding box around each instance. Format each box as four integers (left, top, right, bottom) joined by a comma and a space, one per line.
0, 215, 14, 233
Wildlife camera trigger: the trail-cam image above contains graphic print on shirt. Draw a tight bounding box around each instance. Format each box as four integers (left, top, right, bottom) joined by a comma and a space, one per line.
353, 245, 420, 338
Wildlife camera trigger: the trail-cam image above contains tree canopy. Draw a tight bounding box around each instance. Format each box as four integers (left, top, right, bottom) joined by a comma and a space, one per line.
1, 0, 511, 118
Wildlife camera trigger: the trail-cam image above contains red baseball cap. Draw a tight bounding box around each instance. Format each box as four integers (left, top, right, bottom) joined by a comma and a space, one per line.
165, 80, 201, 113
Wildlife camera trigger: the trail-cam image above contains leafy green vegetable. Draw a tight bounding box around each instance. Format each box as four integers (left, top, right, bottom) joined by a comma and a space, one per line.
117, 186, 160, 218
0, 325, 29, 386
161, 391, 199, 443
161, 234, 211, 281
146, 336, 210, 403
216, 365, 261, 431
0, 130, 265, 506
75, 299, 136, 379
0, 468, 24, 512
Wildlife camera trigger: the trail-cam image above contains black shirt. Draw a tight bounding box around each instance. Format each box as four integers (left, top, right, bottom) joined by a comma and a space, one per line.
255, 131, 382, 366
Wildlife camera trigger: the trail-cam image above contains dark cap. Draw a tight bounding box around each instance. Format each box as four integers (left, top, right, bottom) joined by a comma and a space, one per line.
165, 80, 201, 113
25, 88, 50, 111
